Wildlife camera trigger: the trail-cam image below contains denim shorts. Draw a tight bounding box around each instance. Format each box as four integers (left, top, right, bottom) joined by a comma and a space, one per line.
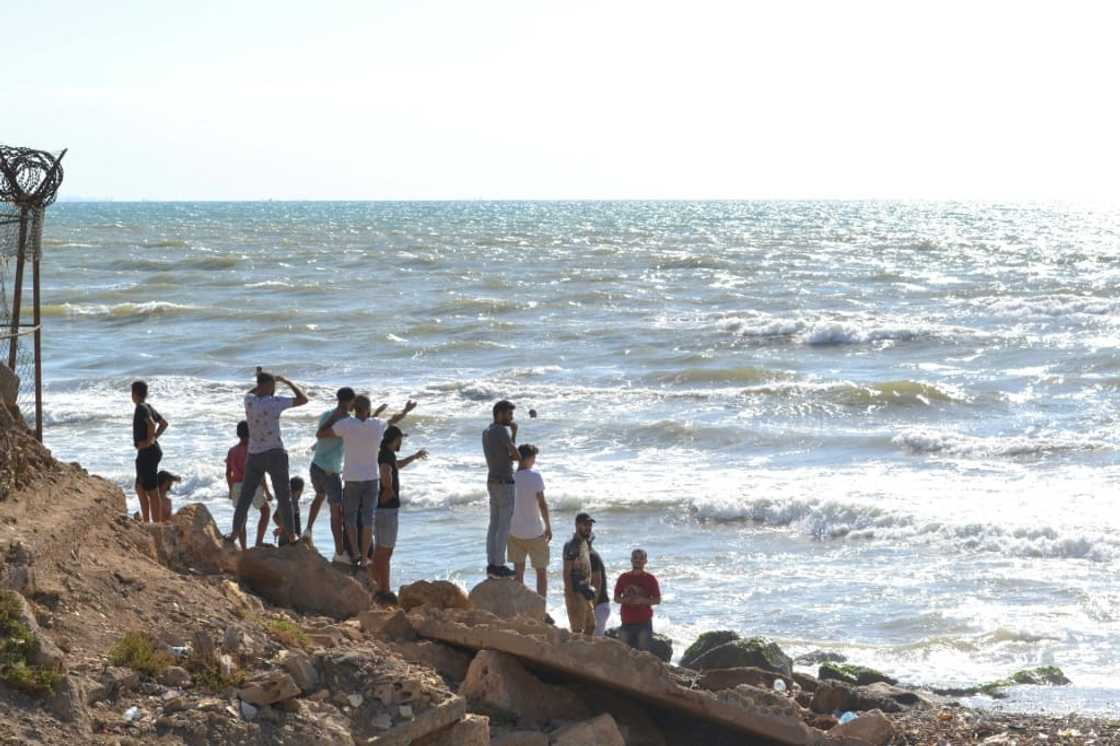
310, 463, 343, 505
375, 508, 399, 549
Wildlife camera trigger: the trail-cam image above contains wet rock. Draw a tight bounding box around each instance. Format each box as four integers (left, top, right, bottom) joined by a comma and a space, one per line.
794, 650, 847, 666
468, 578, 546, 622
413, 713, 490, 745
280, 648, 320, 693
238, 542, 373, 620
811, 681, 902, 715
680, 630, 741, 668
819, 662, 897, 687
688, 637, 793, 678
793, 672, 819, 693
237, 670, 301, 705
399, 579, 472, 612
825, 709, 894, 746
697, 666, 792, 692
605, 626, 673, 662
551, 713, 626, 746
461, 650, 590, 725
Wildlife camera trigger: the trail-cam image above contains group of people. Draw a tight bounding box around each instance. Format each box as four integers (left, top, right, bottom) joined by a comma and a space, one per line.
129, 374, 665, 650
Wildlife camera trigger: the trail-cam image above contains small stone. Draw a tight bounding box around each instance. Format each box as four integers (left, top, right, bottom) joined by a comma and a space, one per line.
399, 704, 414, 719
157, 666, 192, 688
222, 627, 243, 653
240, 700, 258, 721
347, 693, 363, 708
369, 712, 393, 730
308, 689, 330, 702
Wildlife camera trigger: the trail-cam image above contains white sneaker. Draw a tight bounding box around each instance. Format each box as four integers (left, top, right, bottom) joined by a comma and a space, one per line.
332, 552, 348, 564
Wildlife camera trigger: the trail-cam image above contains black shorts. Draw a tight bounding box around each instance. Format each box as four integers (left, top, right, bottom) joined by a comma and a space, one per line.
135, 446, 162, 491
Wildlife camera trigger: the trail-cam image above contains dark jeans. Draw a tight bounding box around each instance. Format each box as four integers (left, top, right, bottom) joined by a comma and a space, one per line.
619, 620, 653, 652
233, 448, 297, 538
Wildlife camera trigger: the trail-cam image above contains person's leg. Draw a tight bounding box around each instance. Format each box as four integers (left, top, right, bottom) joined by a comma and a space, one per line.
357, 482, 374, 566
637, 621, 653, 652
529, 538, 549, 598
135, 479, 150, 523
237, 526, 247, 550
342, 481, 360, 564
161, 494, 172, 520
496, 482, 515, 565
593, 602, 610, 636
619, 623, 637, 649
306, 490, 325, 537
513, 563, 526, 584
264, 449, 295, 539
373, 507, 397, 593
564, 592, 583, 633
507, 536, 527, 584
486, 482, 503, 567
327, 472, 344, 556
582, 601, 596, 634
231, 453, 265, 539
256, 503, 270, 547
535, 568, 548, 598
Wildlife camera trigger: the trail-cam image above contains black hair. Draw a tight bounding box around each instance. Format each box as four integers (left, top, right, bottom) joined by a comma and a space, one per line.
492, 399, 516, 418
131, 380, 148, 400
518, 443, 539, 460
256, 370, 275, 385
289, 476, 304, 491
354, 395, 372, 412
337, 387, 356, 402
156, 470, 181, 488
236, 420, 249, 439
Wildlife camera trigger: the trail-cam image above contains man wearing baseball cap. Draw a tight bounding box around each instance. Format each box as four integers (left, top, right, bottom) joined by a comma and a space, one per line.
482, 400, 521, 578
562, 513, 600, 634
375, 424, 428, 603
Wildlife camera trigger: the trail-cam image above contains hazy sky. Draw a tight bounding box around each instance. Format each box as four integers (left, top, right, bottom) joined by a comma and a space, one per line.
4, 1, 1118, 201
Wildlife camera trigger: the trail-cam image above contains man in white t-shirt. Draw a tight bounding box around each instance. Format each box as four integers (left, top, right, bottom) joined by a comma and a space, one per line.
317, 394, 416, 569
228, 370, 308, 546
508, 444, 552, 599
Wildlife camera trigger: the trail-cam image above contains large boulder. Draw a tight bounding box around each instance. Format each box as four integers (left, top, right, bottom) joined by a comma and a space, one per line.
150, 503, 240, 575
605, 626, 673, 663
394, 640, 474, 683
237, 670, 301, 705
819, 662, 897, 687
687, 637, 793, 678
399, 580, 471, 612
697, 666, 791, 692
238, 542, 373, 620
811, 681, 905, 715
409, 608, 820, 746
551, 713, 626, 746
680, 631, 741, 668
468, 579, 546, 622
460, 650, 589, 725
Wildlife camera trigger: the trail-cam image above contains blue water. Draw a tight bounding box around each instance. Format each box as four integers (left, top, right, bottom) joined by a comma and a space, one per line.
29, 201, 1120, 711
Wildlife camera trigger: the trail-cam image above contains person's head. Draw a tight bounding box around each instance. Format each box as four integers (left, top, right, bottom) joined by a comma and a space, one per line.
353, 395, 372, 419
156, 470, 181, 495
337, 386, 357, 412
518, 443, 539, 469
256, 370, 276, 396
575, 512, 595, 540
131, 380, 148, 404
492, 399, 515, 425
290, 476, 304, 499
630, 548, 648, 571
383, 425, 406, 452
236, 420, 249, 442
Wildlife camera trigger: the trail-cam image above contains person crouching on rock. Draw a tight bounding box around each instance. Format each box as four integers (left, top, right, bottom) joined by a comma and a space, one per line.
226, 420, 273, 549
613, 548, 661, 652
563, 513, 598, 634
374, 425, 428, 604
155, 471, 181, 521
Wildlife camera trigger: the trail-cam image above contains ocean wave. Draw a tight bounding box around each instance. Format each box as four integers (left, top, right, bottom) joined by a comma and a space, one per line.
715, 314, 970, 347
893, 429, 1099, 458
718, 316, 805, 338
650, 366, 793, 385
143, 239, 190, 248
980, 295, 1120, 318
429, 297, 521, 316
102, 255, 239, 272
801, 322, 924, 346
690, 496, 1120, 561
741, 380, 963, 408
41, 301, 201, 319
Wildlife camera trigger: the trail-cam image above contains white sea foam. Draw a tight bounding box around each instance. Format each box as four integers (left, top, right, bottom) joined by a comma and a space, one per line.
893, 428, 1101, 458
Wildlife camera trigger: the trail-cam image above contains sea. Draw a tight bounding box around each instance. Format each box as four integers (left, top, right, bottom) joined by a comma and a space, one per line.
31, 201, 1120, 714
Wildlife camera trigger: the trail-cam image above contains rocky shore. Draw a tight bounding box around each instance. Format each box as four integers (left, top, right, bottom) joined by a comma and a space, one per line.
0, 405, 1117, 745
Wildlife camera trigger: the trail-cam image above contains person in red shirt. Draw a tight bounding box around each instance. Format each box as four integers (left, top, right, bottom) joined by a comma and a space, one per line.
613, 548, 661, 652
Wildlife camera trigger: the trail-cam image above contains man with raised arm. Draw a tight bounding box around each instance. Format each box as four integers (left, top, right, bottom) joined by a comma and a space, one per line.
309, 387, 356, 562
482, 400, 520, 578
317, 396, 416, 569
227, 369, 309, 546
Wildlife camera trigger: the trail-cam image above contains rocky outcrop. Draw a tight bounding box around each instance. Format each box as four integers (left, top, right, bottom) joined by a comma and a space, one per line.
238, 542, 373, 620
818, 662, 897, 687
399, 580, 471, 612
237, 670, 301, 706
468, 578, 546, 621
825, 709, 894, 746
150, 503, 240, 575
393, 640, 474, 683
461, 650, 590, 725
697, 666, 791, 692
679, 630, 740, 668
414, 713, 490, 746
408, 608, 821, 745
359, 608, 417, 641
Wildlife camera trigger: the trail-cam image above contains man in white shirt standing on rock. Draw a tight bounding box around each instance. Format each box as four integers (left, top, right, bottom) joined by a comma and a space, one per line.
508, 443, 552, 599
317, 395, 416, 570
228, 369, 309, 546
